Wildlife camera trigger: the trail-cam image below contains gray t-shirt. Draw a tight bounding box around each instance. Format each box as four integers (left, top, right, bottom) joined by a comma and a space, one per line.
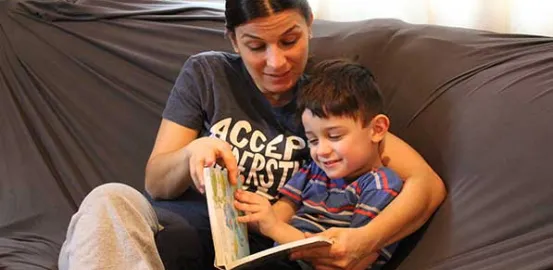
163, 51, 309, 200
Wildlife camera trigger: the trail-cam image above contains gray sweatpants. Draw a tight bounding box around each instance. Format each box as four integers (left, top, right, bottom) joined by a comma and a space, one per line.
58, 183, 165, 270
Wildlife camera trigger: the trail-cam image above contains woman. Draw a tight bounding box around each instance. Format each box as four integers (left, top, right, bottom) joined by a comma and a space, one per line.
59, 0, 446, 269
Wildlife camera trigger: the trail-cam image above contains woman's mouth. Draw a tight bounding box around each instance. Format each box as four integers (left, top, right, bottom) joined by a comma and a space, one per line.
265, 70, 291, 78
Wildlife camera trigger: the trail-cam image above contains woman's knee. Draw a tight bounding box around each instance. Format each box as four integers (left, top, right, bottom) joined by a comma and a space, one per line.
80, 183, 160, 231
83, 183, 143, 206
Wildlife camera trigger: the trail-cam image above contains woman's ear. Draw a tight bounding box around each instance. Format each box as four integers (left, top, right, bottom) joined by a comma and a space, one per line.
227, 30, 240, 53
370, 114, 390, 143
307, 12, 314, 38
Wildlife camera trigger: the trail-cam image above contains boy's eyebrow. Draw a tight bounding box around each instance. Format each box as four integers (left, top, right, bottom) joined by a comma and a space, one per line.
304, 126, 345, 136
240, 25, 300, 40
324, 126, 346, 132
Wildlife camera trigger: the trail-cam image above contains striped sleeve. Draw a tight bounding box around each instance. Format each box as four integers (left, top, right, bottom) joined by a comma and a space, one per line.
351, 167, 403, 226
351, 167, 404, 263
278, 162, 314, 206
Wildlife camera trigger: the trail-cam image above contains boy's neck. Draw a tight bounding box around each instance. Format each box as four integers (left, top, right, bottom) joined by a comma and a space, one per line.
343, 158, 384, 183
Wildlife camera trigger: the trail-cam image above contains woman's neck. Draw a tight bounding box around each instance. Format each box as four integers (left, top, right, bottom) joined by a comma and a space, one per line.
263, 91, 295, 107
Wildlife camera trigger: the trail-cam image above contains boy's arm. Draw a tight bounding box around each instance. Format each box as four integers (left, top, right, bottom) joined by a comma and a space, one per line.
235, 191, 305, 244
266, 198, 306, 244
288, 172, 404, 269
272, 197, 297, 223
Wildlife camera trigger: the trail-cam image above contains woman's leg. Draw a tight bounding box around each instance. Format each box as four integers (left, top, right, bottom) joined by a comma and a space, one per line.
153, 207, 211, 270
58, 183, 164, 270
150, 188, 303, 270
148, 188, 216, 270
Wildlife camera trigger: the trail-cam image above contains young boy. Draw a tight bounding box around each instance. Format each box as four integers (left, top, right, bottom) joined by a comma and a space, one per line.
234, 59, 403, 270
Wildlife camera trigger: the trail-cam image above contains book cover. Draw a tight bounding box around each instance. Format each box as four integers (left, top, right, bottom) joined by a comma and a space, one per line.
204, 167, 250, 268
204, 167, 333, 270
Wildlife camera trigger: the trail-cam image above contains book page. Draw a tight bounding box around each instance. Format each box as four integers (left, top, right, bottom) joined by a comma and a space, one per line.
228, 236, 333, 270
204, 167, 250, 268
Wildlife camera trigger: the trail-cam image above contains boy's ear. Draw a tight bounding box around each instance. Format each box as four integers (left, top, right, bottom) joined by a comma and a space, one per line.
370, 114, 390, 143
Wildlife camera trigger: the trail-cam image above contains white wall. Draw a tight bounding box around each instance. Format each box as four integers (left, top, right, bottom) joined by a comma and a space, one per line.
308, 0, 553, 36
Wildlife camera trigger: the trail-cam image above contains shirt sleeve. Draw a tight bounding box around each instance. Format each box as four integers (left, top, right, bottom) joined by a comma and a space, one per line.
351, 168, 403, 226
351, 167, 403, 262
162, 55, 205, 131
278, 162, 314, 206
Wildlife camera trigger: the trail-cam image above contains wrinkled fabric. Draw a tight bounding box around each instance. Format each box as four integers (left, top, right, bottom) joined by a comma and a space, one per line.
1, 0, 553, 269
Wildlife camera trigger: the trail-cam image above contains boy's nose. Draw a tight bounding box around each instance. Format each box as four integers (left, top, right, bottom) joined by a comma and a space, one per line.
316, 140, 332, 156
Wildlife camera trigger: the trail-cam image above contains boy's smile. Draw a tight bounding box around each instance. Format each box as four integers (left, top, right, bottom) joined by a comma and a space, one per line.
302, 109, 382, 180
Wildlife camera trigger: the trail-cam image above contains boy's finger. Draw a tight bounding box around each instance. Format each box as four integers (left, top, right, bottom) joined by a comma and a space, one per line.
236, 215, 250, 223
233, 200, 262, 213
234, 190, 262, 203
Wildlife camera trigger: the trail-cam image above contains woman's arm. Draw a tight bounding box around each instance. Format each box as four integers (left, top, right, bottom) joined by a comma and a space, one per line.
145, 119, 198, 199
290, 132, 446, 267
145, 119, 239, 199
369, 132, 446, 247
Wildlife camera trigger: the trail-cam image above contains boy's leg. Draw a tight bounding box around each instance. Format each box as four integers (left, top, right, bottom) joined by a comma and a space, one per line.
58, 183, 163, 270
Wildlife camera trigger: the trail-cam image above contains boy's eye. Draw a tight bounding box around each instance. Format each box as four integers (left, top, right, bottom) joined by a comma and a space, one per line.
328, 134, 342, 140
308, 139, 318, 146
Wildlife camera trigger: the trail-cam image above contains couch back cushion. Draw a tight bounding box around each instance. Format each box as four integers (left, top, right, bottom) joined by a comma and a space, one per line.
310, 19, 553, 270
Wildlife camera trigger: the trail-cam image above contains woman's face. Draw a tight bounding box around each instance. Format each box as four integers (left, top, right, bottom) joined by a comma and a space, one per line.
230, 10, 312, 104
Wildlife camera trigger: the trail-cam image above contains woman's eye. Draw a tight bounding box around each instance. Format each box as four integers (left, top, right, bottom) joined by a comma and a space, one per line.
281, 37, 298, 46
247, 43, 265, 51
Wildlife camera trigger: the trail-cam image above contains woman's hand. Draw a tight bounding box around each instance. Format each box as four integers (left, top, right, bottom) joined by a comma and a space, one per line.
234, 190, 279, 237
290, 228, 379, 270
185, 137, 239, 193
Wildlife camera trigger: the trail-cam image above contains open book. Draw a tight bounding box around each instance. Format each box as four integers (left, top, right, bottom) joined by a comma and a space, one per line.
204, 167, 333, 270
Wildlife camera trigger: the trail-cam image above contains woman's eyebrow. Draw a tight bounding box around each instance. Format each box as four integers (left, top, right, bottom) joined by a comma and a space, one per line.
240, 25, 300, 39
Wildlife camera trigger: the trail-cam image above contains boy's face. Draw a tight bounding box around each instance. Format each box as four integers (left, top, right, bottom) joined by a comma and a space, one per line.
302, 109, 388, 180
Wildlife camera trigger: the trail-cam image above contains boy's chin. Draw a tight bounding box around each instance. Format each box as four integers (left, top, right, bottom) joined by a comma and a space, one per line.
322, 170, 348, 180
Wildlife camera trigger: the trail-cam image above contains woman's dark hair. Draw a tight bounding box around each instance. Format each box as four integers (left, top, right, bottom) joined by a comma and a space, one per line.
225, 0, 312, 32
297, 59, 385, 127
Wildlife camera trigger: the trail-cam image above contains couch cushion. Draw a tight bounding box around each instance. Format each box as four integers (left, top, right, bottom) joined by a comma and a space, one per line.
310, 18, 553, 270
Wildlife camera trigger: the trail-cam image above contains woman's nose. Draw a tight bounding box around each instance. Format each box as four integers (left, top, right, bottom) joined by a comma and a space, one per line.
266, 46, 286, 70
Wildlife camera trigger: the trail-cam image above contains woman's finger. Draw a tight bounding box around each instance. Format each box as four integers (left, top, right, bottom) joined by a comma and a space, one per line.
193, 156, 206, 193
311, 258, 347, 269
313, 263, 341, 270
188, 156, 199, 191
216, 144, 238, 185
290, 245, 332, 261
314, 265, 340, 270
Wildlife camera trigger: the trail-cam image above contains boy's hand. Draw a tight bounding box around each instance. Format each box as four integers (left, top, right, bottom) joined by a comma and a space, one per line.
234, 190, 279, 238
